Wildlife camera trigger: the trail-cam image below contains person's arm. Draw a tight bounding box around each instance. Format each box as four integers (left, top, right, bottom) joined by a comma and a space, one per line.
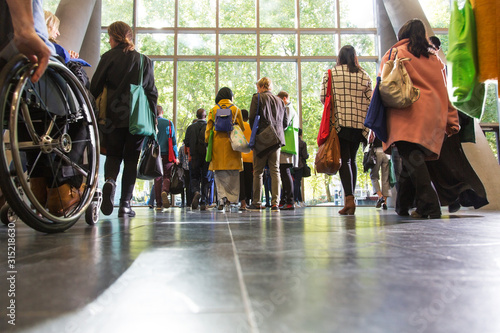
249, 94, 257, 128
7, 0, 51, 83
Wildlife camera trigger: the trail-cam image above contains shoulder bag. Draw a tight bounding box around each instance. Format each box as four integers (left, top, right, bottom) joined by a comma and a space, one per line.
229, 109, 251, 153
317, 69, 332, 147
129, 54, 156, 136
364, 76, 388, 142
282, 113, 298, 155
137, 136, 164, 180
379, 48, 420, 109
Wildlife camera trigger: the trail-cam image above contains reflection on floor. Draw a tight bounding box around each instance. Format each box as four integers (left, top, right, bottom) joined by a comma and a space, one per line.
1, 206, 500, 333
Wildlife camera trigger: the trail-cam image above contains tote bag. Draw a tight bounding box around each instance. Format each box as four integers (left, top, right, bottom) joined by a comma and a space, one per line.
282, 113, 298, 155
205, 128, 214, 162
317, 69, 333, 147
129, 54, 155, 136
364, 76, 388, 142
137, 136, 164, 180
230, 123, 251, 153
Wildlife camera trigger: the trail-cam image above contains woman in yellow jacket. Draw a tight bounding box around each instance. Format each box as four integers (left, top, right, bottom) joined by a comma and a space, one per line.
206, 87, 245, 211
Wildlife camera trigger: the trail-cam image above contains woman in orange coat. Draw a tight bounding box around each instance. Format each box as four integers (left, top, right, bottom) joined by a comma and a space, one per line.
381, 19, 460, 218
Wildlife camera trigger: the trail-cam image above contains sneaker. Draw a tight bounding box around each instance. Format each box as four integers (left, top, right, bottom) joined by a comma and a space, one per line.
200, 204, 207, 211
217, 199, 224, 210
246, 204, 262, 211
375, 197, 384, 208
161, 191, 170, 208
271, 205, 280, 211
382, 203, 388, 210
101, 179, 116, 216
281, 204, 294, 210
191, 191, 201, 210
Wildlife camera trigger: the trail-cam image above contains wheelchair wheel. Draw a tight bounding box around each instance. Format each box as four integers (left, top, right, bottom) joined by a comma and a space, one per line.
1, 203, 17, 226
0, 55, 99, 233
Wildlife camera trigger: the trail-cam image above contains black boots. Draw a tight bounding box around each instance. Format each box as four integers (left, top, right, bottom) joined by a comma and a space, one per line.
118, 200, 136, 217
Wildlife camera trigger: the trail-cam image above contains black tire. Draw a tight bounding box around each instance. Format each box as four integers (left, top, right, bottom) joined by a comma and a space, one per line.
85, 202, 99, 225
0, 204, 17, 226
0, 55, 99, 233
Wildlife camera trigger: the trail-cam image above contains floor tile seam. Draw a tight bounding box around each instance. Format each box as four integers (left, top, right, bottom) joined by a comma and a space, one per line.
226, 217, 260, 333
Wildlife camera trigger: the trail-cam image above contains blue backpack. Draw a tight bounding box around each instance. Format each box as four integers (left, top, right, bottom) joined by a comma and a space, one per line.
214, 104, 234, 132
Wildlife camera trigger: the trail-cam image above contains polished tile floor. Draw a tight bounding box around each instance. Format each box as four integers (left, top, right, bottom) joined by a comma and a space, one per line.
1, 206, 500, 333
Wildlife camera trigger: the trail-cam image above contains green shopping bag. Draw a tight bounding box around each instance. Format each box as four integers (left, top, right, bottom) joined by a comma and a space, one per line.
282, 126, 298, 155
129, 54, 155, 136
205, 129, 214, 162
447, 0, 485, 118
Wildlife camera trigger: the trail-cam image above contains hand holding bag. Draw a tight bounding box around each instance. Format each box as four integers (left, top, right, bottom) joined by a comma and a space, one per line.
137, 136, 164, 180
379, 48, 420, 109
362, 144, 377, 172
129, 54, 156, 136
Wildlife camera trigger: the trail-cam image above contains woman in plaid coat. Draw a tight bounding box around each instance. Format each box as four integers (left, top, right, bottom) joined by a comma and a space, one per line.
320, 45, 372, 215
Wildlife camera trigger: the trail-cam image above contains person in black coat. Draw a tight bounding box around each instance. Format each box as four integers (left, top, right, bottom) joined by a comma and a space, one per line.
90, 21, 158, 217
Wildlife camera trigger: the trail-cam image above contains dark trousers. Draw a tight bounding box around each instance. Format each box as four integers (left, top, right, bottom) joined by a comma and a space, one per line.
338, 137, 361, 197
395, 141, 441, 216
154, 159, 174, 207
182, 167, 191, 206
239, 162, 253, 203
293, 168, 304, 202
189, 157, 210, 204
280, 163, 294, 205
104, 128, 144, 201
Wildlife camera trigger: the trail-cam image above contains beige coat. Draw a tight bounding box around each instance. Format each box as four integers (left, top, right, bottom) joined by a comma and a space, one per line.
206, 99, 245, 171
381, 39, 460, 160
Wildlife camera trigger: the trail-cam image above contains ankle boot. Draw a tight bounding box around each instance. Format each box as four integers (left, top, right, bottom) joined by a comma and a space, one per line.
339, 195, 356, 215
118, 200, 135, 217
30, 177, 48, 206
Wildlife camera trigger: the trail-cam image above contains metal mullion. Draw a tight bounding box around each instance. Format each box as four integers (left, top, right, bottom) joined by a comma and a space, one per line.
173, 0, 179, 126
336, 0, 341, 53
296, 0, 302, 129
256, 0, 260, 80
215, 0, 219, 95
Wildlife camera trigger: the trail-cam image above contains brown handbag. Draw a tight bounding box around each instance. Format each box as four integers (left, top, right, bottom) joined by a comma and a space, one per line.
315, 79, 341, 175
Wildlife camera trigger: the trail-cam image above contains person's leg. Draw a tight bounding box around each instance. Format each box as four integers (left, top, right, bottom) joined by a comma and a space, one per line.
294, 168, 303, 203
370, 151, 382, 197
252, 154, 266, 207
268, 149, 281, 207
161, 161, 174, 208
380, 153, 391, 199
396, 141, 441, 217
280, 163, 294, 207
338, 138, 359, 215
190, 158, 202, 208
154, 175, 162, 208
200, 160, 210, 206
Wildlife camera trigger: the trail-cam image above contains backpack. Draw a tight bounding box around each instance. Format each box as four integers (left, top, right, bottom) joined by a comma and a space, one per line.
170, 164, 185, 194
214, 104, 234, 132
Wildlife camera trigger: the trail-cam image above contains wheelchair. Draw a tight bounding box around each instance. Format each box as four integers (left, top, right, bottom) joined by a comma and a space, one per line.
0, 54, 101, 233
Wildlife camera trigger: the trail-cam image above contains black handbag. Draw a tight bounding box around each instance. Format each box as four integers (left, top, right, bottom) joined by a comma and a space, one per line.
137, 137, 164, 180
303, 164, 311, 178
363, 144, 377, 173
169, 164, 185, 194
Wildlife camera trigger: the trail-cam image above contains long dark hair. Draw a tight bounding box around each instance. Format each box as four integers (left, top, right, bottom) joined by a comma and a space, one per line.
336, 45, 361, 73
108, 21, 135, 53
397, 19, 431, 58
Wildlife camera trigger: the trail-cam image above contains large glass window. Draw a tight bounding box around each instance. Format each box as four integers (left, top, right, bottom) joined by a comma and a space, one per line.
300, 0, 336, 28
218, 62, 257, 110
259, 0, 296, 28
220, 0, 256, 28
101, 0, 133, 26
179, 0, 216, 27
137, 0, 175, 27
220, 34, 257, 56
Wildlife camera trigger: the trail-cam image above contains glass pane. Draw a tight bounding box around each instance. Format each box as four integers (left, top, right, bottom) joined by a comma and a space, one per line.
219, 62, 257, 111
178, 34, 216, 55
437, 34, 449, 56
300, 34, 338, 56
137, 0, 175, 27
260, 0, 295, 28
43, 0, 59, 13
340, 34, 376, 56
176, 61, 216, 143
220, 34, 256, 56
260, 62, 297, 103
339, 0, 374, 28
137, 34, 174, 55
260, 34, 297, 56
220, 0, 256, 28
101, 0, 133, 26
419, 0, 451, 29
300, 0, 336, 28
100, 33, 111, 55
153, 61, 174, 120
179, 0, 216, 27
300, 61, 335, 204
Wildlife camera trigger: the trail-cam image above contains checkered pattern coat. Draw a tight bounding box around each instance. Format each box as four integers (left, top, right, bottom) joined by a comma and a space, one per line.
320, 65, 372, 139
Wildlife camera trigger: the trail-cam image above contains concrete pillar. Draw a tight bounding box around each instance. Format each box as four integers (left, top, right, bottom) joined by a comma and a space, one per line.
55, 0, 97, 54
376, 0, 397, 62
79, 0, 102, 78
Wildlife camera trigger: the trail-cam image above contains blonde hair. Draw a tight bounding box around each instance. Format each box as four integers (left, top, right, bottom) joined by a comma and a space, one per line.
44, 10, 60, 43
257, 77, 272, 91
108, 21, 135, 53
